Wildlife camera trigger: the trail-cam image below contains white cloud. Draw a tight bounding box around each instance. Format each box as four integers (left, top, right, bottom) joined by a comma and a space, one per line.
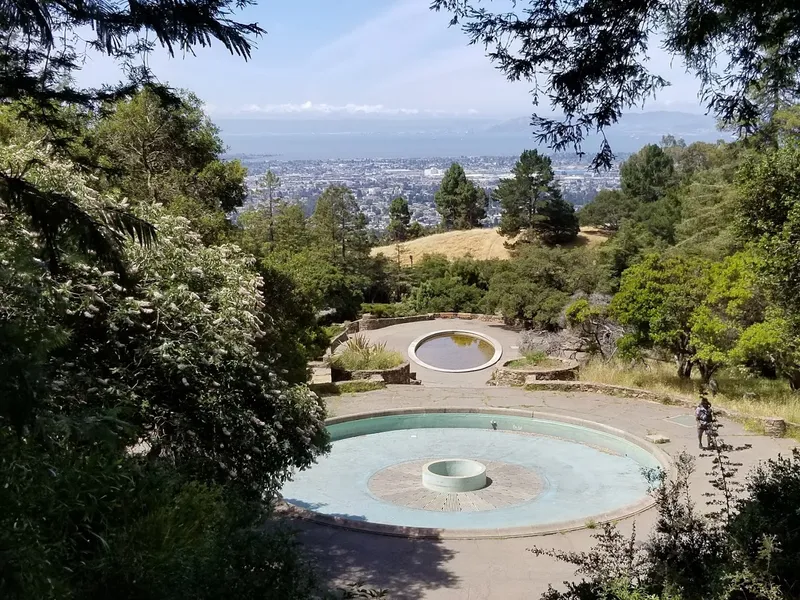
238, 101, 480, 116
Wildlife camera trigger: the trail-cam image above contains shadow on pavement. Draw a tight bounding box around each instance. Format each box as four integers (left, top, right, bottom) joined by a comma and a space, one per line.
293, 519, 460, 598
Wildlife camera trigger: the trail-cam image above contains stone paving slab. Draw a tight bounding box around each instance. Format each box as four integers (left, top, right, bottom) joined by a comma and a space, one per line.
291, 385, 798, 600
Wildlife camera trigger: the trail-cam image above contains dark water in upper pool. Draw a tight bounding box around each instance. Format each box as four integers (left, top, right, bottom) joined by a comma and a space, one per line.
414, 333, 494, 370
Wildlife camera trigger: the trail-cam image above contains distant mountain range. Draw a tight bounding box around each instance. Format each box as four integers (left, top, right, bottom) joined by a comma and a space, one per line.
486, 111, 721, 137
217, 111, 731, 159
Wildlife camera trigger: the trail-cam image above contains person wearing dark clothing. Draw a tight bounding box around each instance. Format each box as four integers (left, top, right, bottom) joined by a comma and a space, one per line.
695, 396, 714, 449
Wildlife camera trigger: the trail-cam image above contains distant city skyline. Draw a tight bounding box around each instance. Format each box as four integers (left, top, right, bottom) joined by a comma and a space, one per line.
76, 0, 707, 119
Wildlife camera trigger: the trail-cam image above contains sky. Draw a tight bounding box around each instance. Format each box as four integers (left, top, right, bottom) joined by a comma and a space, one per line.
78, 0, 706, 119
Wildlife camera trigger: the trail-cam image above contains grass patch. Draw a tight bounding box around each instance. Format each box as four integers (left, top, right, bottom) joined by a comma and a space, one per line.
337, 380, 386, 394
580, 359, 800, 425
585, 518, 598, 529
507, 351, 563, 370
309, 380, 387, 396
329, 335, 404, 371
322, 324, 346, 341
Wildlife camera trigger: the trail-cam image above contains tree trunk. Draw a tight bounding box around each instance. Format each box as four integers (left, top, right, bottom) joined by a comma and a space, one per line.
789, 373, 800, 392
676, 356, 693, 379
697, 361, 718, 384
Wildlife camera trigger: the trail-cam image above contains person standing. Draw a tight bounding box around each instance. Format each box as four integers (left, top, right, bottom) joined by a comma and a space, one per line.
695, 395, 715, 449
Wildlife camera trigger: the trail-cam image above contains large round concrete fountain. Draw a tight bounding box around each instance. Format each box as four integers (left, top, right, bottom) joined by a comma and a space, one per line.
279, 409, 670, 538
422, 459, 487, 493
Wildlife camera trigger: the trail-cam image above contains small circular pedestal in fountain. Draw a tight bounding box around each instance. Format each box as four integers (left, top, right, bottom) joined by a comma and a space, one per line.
422, 459, 487, 493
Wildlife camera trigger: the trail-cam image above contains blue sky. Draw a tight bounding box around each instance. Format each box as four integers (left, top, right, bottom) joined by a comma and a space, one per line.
79, 0, 706, 118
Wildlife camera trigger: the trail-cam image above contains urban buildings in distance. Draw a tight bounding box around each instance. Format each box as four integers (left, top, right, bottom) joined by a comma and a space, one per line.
236, 154, 625, 229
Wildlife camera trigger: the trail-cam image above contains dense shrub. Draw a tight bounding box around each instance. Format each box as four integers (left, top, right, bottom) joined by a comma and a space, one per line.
360, 302, 414, 318
536, 445, 800, 600
0, 429, 321, 600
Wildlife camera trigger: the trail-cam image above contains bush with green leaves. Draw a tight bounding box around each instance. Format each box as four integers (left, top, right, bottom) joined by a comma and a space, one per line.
45, 203, 329, 494
537, 445, 800, 600
0, 427, 323, 600
360, 303, 413, 318
0, 138, 334, 598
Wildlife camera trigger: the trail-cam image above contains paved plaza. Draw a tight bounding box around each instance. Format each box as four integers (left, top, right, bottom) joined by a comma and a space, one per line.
290, 320, 798, 599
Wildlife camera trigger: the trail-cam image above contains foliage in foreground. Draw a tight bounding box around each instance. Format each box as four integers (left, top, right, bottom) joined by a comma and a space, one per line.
0, 134, 333, 597
535, 447, 800, 600
0, 429, 322, 600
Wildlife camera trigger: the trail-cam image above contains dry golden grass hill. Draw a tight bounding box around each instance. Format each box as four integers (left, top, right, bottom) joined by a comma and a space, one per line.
371, 227, 610, 266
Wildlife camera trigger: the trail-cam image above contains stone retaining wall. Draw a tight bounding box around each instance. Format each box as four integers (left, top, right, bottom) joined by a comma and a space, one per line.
359, 313, 434, 331
488, 359, 579, 387
523, 379, 796, 438
331, 362, 413, 385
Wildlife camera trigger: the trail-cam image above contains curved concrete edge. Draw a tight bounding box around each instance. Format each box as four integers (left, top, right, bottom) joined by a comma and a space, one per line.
277, 407, 674, 540
407, 329, 503, 373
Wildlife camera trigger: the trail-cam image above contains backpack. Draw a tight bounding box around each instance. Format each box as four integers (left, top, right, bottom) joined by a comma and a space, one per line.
696, 405, 711, 423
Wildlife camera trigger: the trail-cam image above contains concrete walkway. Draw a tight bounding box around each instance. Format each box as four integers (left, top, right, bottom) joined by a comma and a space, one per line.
289, 385, 797, 600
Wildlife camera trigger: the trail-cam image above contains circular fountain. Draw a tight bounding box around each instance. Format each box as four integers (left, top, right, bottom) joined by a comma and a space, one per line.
408, 330, 502, 373
422, 459, 487, 493
279, 408, 671, 538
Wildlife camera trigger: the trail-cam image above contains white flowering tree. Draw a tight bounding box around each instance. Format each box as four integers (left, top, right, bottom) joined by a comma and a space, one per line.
0, 141, 329, 495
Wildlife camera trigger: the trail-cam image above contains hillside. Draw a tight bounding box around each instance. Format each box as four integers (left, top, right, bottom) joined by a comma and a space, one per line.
371, 227, 609, 265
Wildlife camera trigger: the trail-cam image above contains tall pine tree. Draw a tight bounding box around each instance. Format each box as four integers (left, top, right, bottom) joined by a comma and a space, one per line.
495, 150, 578, 244
434, 163, 487, 230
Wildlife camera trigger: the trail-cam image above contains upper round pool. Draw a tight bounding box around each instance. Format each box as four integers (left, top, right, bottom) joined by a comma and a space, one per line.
279, 409, 669, 538
408, 330, 502, 372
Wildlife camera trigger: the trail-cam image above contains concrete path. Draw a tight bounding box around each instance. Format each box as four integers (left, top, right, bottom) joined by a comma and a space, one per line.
289, 386, 797, 600
361, 319, 522, 386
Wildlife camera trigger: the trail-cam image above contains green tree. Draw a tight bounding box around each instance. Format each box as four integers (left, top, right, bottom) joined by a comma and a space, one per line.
620, 144, 677, 204
273, 202, 311, 255
687, 252, 767, 381
496, 149, 579, 244
387, 196, 411, 241
251, 170, 281, 248
579, 189, 638, 231
1, 0, 258, 268
310, 185, 369, 264
481, 246, 583, 328
96, 88, 246, 242
0, 110, 156, 274
432, 0, 800, 168
733, 315, 800, 390
737, 143, 800, 315
407, 221, 426, 240
611, 254, 711, 379
673, 145, 743, 259
434, 163, 487, 230
731, 135, 800, 390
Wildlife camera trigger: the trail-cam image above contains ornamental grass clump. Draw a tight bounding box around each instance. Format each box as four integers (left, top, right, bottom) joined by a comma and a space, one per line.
330, 335, 404, 371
